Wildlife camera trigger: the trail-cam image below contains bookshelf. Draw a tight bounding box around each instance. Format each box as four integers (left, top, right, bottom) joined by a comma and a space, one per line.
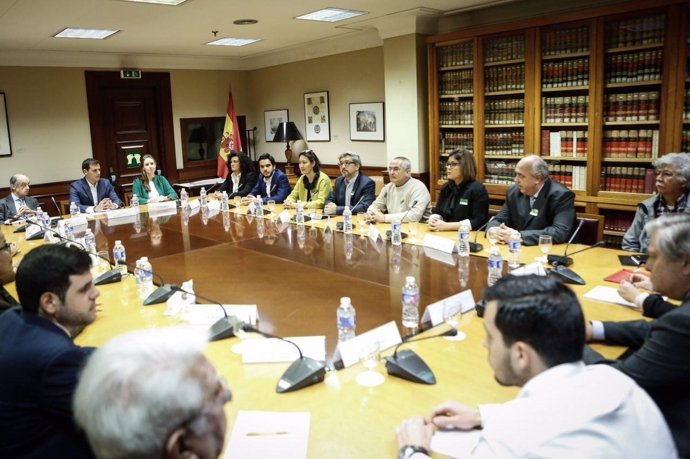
427, 1, 690, 247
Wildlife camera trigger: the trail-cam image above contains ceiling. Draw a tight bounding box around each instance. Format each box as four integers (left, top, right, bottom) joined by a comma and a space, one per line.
0, 0, 517, 70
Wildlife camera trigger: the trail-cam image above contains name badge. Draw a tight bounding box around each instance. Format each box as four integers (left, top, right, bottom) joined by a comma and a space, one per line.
459, 198, 468, 206
530, 208, 539, 216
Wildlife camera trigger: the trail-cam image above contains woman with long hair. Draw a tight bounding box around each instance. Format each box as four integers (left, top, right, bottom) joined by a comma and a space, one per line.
283, 150, 332, 209
131, 155, 178, 204
216, 151, 258, 199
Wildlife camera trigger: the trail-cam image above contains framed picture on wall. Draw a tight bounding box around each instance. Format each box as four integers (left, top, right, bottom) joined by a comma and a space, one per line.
264, 109, 289, 142
0, 93, 12, 157
350, 102, 385, 142
304, 91, 330, 141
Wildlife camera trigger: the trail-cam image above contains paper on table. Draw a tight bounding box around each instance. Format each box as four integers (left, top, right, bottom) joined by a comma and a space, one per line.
241, 336, 326, 364
224, 411, 310, 459
431, 429, 481, 459
583, 285, 636, 308
509, 261, 547, 276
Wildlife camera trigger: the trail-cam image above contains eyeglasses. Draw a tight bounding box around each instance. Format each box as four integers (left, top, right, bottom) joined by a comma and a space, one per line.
339, 161, 354, 167
446, 162, 460, 168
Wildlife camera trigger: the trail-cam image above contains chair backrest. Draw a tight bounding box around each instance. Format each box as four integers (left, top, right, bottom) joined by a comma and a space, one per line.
58, 199, 70, 216
371, 175, 385, 196
575, 212, 604, 245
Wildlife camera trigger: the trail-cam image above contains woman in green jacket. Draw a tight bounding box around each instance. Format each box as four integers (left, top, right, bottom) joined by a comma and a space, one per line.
131, 155, 178, 204
284, 150, 332, 210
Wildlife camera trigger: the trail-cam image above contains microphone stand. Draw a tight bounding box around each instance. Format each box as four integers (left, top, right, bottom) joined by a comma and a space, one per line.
547, 219, 584, 267
469, 216, 495, 253
335, 195, 366, 231
549, 241, 606, 285
385, 328, 457, 384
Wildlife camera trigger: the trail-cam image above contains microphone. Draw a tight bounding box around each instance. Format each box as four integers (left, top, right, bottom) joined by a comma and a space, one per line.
385, 328, 458, 384
547, 219, 584, 267
181, 288, 243, 342
469, 216, 495, 253
238, 323, 327, 394
385, 200, 417, 240
51, 197, 63, 217
549, 241, 606, 285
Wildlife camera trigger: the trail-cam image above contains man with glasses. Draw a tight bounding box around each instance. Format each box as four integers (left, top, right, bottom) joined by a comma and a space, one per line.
74, 328, 231, 459
324, 152, 375, 216
367, 156, 432, 223
0, 173, 39, 222
243, 153, 291, 204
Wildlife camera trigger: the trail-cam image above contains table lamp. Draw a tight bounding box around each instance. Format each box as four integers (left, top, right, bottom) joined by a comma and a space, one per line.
272, 121, 303, 164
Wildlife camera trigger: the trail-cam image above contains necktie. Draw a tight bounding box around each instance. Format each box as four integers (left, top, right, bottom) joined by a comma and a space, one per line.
529, 196, 536, 209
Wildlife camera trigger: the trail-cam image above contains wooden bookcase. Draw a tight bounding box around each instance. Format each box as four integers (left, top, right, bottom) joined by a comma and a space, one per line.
427, 0, 690, 246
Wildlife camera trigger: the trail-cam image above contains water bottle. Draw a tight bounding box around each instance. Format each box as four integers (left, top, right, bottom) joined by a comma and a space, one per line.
35, 206, 44, 227
83, 228, 96, 253
337, 296, 356, 342
64, 221, 75, 241
131, 194, 139, 211
340, 206, 352, 234
391, 218, 402, 246
139, 257, 154, 299
255, 196, 264, 217
69, 201, 80, 217
457, 221, 471, 257
113, 240, 127, 276
220, 191, 229, 211
295, 201, 305, 225
199, 187, 207, 207
134, 258, 144, 298
487, 247, 503, 287
180, 188, 189, 210
507, 231, 522, 268
402, 276, 420, 328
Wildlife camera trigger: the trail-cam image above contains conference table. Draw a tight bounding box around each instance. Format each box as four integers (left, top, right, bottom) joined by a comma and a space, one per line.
2, 202, 644, 458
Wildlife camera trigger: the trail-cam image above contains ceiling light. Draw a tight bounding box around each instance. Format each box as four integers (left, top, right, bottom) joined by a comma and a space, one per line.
53, 28, 120, 40
233, 19, 258, 25
206, 37, 262, 47
117, 0, 188, 5
296, 7, 367, 22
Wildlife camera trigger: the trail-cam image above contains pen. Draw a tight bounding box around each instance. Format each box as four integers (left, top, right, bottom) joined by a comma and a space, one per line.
245, 431, 289, 437
631, 256, 640, 265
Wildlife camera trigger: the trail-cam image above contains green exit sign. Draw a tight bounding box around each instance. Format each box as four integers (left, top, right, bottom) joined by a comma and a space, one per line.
120, 69, 142, 79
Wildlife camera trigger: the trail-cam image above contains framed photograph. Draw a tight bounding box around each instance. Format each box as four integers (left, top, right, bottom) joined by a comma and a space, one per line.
304, 91, 330, 141
0, 93, 12, 157
350, 102, 385, 142
264, 109, 289, 142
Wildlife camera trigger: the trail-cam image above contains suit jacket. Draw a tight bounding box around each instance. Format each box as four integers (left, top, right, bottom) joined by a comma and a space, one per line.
248, 169, 291, 204
585, 295, 690, 457
131, 175, 178, 204
69, 178, 123, 213
0, 194, 39, 221
325, 173, 376, 215
218, 171, 258, 198
487, 179, 576, 245
432, 179, 489, 230
0, 308, 95, 459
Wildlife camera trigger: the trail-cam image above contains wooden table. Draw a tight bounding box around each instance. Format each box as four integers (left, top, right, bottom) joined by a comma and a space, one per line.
1, 204, 641, 458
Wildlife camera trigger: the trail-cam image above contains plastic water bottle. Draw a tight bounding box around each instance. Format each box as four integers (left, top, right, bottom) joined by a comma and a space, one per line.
337, 296, 356, 342
134, 258, 144, 298
255, 196, 264, 217
180, 188, 189, 209
507, 231, 522, 268
391, 218, 402, 246
402, 276, 420, 328
199, 187, 207, 207
69, 201, 80, 217
113, 240, 127, 276
138, 257, 154, 299
35, 206, 44, 227
342, 206, 353, 234
83, 228, 96, 253
457, 221, 471, 257
64, 221, 74, 241
487, 247, 503, 287
220, 191, 229, 211
131, 194, 139, 211
295, 201, 305, 225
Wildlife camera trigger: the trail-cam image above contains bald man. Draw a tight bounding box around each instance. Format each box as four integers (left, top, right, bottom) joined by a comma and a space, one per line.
0, 174, 39, 222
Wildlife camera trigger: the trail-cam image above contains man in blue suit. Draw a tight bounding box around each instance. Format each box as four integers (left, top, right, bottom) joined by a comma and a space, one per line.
0, 244, 99, 458
324, 152, 376, 216
69, 158, 123, 213
242, 153, 291, 204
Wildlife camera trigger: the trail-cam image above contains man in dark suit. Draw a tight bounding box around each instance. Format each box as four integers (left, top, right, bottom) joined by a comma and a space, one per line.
242, 153, 291, 204
324, 152, 375, 216
0, 244, 99, 458
586, 213, 690, 457
487, 155, 576, 245
0, 173, 39, 221
69, 158, 122, 213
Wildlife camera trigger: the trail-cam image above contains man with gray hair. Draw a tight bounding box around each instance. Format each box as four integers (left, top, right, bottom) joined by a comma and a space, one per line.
367, 156, 431, 223
0, 173, 39, 222
74, 327, 231, 459
324, 152, 375, 216
487, 154, 576, 245
622, 152, 690, 253
586, 213, 690, 457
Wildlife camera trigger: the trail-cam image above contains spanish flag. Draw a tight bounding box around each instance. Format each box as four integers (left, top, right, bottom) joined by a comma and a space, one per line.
218, 91, 243, 179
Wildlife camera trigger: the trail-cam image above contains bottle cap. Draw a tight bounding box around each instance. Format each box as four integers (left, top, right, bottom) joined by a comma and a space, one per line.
141, 256, 148, 262
405, 276, 415, 283
340, 297, 351, 304
115, 240, 121, 245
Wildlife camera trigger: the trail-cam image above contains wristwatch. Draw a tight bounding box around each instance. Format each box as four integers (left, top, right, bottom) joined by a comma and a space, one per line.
398, 445, 429, 459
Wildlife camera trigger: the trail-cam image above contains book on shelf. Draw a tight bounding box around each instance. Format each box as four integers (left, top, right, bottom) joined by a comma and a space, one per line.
601, 166, 653, 193
542, 26, 589, 56
604, 91, 659, 122
602, 129, 658, 158
605, 15, 665, 49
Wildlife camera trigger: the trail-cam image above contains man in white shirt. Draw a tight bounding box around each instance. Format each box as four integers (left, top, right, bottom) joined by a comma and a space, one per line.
0, 174, 39, 221
395, 275, 676, 459
367, 156, 431, 223
68, 158, 122, 213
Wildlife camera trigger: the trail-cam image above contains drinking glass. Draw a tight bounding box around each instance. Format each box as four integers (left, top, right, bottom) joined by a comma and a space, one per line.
407, 221, 419, 242
233, 196, 242, 213
538, 235, 552, 263
267, 200, 276, 213
95, 250, 111, 276
356, 340, 385, 387
443, 300, 467, 341
486, 226, 499, 248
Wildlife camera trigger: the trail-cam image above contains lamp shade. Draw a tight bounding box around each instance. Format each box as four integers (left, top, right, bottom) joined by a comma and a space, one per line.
272, 121, 303, 142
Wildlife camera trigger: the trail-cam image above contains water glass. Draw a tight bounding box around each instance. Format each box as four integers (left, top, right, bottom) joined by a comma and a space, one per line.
357, 212, 368, 235
443, 300, 467, 341
356, 340, 385, 387
267, 200, 276, 213
407, 221, 419, 241
487, 226, 499, 248
538, 235, 552, 263
233, 196, 242, 213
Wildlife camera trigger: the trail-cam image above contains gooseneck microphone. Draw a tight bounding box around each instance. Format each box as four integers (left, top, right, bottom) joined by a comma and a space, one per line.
469, 216, 495, 253
549, 241, 606, 285
547, 219, 584, 267
385, 328, 458, 384
238, 323, 327, 394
